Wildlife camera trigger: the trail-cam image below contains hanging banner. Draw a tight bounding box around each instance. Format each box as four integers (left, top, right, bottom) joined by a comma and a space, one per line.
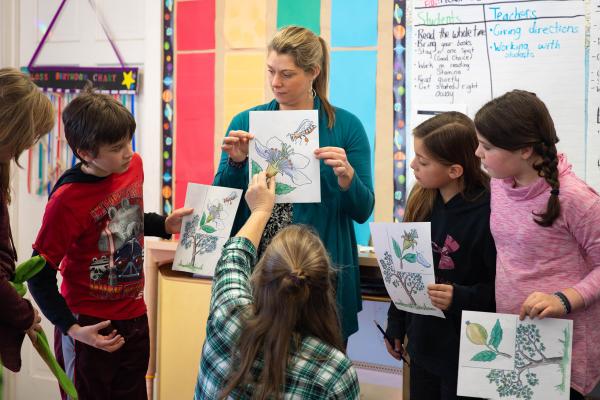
24, 66, 139, 93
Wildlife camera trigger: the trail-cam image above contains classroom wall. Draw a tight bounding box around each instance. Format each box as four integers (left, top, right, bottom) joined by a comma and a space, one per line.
166, 0, 395, 247
4, 1, 162, 398
5, 0, 600, 398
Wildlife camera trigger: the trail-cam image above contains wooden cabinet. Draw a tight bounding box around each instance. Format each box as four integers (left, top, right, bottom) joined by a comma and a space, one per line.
144, 240, 406, 400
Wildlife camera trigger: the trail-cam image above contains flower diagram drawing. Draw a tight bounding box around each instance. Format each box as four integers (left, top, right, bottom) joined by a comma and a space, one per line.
458, 311, 573, 400
173, 184, 242, 277
249, 110, 320, 203
370, 222, 445, 318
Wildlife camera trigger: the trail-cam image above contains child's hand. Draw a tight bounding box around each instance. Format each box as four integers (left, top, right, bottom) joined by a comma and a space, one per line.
519, 291, 565, 320
246, 172, 276, 214
28, 307, 43, 333
67, 321, 125, 352
165, 208, 194, 234
427, 283, 453, 310
384, 337, 407, 361
25, 308, 43, 344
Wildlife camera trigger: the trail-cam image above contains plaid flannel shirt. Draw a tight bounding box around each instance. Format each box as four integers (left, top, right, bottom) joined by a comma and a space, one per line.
194, 237, 360, 399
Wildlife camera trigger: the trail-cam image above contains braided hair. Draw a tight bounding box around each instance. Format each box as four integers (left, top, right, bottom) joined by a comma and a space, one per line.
475, 90, 560, 227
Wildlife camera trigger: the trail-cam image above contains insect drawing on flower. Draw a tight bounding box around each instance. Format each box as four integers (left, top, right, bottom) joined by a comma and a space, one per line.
287, 119, 317, 144
222, 191, 238, 205
252, 137, 312, 195
205, 200, 228, 231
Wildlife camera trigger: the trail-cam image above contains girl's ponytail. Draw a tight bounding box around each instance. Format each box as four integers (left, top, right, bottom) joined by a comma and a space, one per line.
532, 141, 560, 226
220, 225, 342, 400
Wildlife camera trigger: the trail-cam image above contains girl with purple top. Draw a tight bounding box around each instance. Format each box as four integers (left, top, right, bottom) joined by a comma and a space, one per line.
475, 90, 600, 399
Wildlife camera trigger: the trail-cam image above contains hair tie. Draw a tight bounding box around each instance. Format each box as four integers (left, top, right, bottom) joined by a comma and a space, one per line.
288, 272, 304, 287
550, 188, 559, 196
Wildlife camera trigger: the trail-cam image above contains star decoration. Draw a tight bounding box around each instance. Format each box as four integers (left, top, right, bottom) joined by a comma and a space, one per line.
122, 71, 136, 90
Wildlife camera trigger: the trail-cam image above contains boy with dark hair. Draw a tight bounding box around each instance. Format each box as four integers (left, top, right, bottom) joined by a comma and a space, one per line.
28, 88, 191, 400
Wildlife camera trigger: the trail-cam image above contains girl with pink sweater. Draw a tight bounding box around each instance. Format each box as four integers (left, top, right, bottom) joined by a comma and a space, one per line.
474, 90, 600, 399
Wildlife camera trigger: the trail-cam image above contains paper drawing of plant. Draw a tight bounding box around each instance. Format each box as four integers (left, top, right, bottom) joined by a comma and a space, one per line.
466, 319, 512, 361
287, 118, 317, 144
486, 324, 571, 400
391, 229, 431, 270
252, 137, 312, 195
379, 250, 428, 307
179, 201, 226, 266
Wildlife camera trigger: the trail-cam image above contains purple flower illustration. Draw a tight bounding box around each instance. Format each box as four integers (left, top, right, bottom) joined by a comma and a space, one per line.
254, 137, 312, 186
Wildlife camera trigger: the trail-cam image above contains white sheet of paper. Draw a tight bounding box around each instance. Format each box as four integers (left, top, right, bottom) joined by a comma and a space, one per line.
458, 311, 573, 399
249, 110, 321, 203
370, 222, 444, 318
172, 184, 242, 277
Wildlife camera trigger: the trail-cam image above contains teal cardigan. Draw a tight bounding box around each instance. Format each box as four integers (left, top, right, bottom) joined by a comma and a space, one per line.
213, 97, 374, 338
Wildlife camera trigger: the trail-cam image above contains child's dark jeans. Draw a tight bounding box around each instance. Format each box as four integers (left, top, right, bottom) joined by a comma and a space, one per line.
54, 313, 149, 400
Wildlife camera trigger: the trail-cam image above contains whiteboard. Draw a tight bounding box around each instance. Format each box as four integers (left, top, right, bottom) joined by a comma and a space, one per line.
588, 1, 600, 190
407, 0, 589, 182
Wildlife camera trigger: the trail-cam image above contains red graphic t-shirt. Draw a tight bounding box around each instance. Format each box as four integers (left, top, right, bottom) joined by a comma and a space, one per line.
33, 154, 146, 320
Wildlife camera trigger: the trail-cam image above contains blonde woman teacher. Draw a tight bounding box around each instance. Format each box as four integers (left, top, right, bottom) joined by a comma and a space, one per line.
213, 26, 374, 340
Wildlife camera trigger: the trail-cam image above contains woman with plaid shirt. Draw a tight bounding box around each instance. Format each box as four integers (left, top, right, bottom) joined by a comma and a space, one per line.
195, 172, 359, 399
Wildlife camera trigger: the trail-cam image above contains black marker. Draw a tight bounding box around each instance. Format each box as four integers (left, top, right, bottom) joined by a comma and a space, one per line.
373, 320, 410, 366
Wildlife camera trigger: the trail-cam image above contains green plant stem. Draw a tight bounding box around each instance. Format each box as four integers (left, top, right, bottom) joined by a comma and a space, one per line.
486, 344, 512, 358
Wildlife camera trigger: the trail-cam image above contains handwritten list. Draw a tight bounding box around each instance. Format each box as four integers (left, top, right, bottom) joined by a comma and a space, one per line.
411, 0, 586, 177
588, 1, 600, 190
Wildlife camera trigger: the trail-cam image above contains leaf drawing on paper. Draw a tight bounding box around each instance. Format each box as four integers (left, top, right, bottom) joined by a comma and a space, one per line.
287, 118, 317, 144
251, 161, 298, 195
392, 229, 431, 269
466, 319, 512, 362
486, 324, 571, 400
379, 250, 433, 309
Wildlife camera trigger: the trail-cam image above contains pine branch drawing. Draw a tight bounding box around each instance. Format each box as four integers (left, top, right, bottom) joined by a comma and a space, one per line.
466, 319, 512, 361
486, 324, 571, 400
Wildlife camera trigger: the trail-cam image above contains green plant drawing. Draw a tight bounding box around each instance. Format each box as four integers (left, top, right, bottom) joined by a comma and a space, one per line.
486, 323, 571, 400
180, 201, 226, 266
252, 160, 296, 195
377, 229, 435, 307
466, 319, 512, 361
379, 250, 426, 307
393, 229, 418, 268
